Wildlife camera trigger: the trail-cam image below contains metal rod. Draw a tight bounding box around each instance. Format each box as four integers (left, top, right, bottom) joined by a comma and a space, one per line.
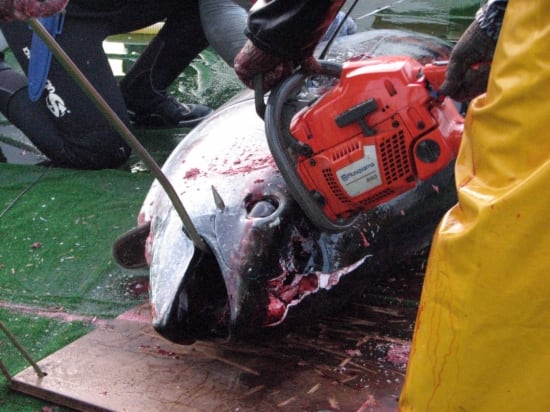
319, 0, 361, 60
0, 359, 12, 381
28, 17, 209, 253
0, 321, 45, 378
357, 0, 406, 20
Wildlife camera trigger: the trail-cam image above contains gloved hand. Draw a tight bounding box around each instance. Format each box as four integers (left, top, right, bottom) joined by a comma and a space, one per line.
234, 39, 321, 93
0, 0, 68, 22
438, 20, 497, 102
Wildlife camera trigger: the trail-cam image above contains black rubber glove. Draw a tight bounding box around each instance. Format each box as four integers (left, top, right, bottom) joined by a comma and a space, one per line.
0, 0, 68, 21
438, 20, 497, 102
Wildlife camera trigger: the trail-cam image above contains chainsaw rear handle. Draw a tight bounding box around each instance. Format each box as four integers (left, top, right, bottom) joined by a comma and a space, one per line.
254, 74, 267, 119
423, 60, 448, 93
254, 62, 343, 120
256, 60, 488, 119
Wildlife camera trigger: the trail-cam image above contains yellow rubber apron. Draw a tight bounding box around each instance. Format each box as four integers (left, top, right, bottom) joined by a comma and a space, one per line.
398, 0, 550, 410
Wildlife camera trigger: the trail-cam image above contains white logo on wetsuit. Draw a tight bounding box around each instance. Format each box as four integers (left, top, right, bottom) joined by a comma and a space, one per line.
22, 46, 69, 118
44, 80, 68, 118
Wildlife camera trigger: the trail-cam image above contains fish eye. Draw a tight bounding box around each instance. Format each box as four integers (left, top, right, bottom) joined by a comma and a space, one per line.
246, 196, 279, 218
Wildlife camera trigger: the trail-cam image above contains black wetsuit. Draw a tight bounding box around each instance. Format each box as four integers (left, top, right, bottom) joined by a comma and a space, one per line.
0, 0, 209, 169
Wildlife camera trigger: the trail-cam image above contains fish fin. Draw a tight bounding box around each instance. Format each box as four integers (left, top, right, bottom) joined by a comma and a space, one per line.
211, 185, 226, 211
112, 222, 151, 269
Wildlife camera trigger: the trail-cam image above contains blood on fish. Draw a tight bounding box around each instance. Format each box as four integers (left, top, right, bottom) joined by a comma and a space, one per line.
220, 156, 275, 176
137, 211, 146, 226
266, 296, 286, 325
184, 168, 201, 179
360, 232, 370, 247
268, 273, 319, 305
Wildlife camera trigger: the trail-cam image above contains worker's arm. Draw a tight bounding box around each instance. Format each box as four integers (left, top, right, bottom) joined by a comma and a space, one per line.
438, 0, 508, 101
234, 0, 344, 91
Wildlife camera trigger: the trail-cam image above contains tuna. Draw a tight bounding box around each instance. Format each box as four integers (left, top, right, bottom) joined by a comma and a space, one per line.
114, 29, 459, 344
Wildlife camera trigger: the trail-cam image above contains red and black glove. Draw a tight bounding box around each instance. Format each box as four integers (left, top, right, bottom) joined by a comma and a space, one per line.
0, 0, 68, 21
438, 20, 496, 102
234, 39, 322, 93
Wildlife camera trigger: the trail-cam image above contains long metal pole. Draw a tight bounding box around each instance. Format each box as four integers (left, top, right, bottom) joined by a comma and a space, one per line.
319, 0, 361, 60
357, 0, 407, 19
0, 321, 45, 378
28, 17, 209, 253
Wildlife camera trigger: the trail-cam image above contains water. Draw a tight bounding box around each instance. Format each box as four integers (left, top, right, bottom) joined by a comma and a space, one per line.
351, 0, 482, 39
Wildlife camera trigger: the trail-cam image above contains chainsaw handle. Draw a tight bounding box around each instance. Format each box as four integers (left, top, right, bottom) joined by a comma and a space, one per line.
254, 62, 343, 121
423, 60, 448, 92
254, 74, 266, 120
423, 60, 493, 97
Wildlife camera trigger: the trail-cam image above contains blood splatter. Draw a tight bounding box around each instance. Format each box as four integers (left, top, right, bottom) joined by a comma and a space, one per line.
184, 168, 201, 179
360, 232, 370, 247
125, 279, 149, 297
385, 343, 410, 367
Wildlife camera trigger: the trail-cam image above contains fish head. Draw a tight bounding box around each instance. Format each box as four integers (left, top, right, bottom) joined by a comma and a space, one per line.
140, 96, 368, 344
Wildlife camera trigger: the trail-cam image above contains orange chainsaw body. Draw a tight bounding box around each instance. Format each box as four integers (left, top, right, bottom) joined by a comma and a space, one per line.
289, 56, 464, 221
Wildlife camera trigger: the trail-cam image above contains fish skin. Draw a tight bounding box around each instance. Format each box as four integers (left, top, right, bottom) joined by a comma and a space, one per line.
116, 30, 457, 344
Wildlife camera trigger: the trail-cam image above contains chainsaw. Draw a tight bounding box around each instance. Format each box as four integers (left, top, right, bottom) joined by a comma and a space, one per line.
262, 56, 464, 231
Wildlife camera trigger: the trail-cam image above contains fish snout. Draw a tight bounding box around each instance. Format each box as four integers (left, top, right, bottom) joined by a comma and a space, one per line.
152, 247, 231, 344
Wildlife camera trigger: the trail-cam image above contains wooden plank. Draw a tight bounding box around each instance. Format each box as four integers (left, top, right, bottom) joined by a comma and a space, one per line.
12, 302, 414, 411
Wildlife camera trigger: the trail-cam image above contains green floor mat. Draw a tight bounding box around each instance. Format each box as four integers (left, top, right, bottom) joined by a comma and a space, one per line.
0, 163, 152, 317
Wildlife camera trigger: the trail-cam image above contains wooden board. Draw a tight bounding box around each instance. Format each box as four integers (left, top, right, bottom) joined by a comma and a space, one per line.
11, 301, 415, 411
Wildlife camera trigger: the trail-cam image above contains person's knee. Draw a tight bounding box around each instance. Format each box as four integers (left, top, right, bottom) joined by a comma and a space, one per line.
61, 128, 131, 170
0, 56, 27, 113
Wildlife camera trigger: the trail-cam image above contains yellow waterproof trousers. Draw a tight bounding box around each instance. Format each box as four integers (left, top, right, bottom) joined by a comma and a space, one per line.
399, 0, 550, 410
